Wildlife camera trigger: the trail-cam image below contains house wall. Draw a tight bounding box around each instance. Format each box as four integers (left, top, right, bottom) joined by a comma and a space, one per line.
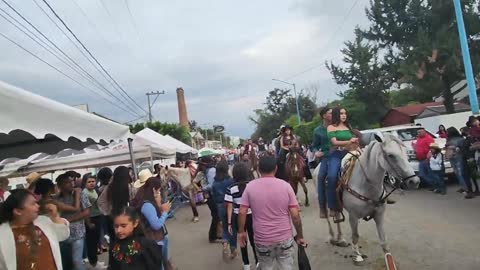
381, 110, 412, 127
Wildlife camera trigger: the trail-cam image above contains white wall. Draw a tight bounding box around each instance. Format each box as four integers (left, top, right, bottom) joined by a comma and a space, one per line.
414, 111, 472, 132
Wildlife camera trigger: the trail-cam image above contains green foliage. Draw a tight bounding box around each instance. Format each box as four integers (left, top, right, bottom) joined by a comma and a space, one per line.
293, 115, 322, 145
129, 122, 191, 144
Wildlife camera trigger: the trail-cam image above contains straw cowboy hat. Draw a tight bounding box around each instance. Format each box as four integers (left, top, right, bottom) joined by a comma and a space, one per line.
134, 169, 153, 188
26, 172, 46, 185
429, 143, 441, 150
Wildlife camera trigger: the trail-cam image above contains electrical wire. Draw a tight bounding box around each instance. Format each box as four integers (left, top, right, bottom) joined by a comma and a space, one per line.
0, 8, 142, 117
2, 0, 142, 115
284, 0, 361, 80
0, 31, 140, 117
40, 0, 148, 114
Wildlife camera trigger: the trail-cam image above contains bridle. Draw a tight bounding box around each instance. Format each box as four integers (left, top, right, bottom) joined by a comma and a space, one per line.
345, 141, 416, 208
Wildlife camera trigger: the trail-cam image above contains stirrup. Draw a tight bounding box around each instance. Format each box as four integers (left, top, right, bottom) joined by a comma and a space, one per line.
333, 211, 345, 223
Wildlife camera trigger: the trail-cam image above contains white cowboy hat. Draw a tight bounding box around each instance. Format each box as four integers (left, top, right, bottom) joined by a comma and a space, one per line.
134, 169, 153, 188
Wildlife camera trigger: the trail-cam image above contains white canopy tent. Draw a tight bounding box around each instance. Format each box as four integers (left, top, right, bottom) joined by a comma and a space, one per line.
0, 80, 131, 161
136, 128, 197, 154
0, 135, 175, 176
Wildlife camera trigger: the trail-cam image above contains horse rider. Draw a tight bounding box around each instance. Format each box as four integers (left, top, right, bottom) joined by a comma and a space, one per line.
257, 137, 266, 156
276, 125, 296, 181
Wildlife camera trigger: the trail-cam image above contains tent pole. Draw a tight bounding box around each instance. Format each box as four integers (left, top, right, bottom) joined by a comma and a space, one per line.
128, 138, 138, 178
149, 147, 154, 172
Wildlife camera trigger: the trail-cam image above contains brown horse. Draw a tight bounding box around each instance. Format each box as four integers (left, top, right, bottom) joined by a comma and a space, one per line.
285, 147, 309, 206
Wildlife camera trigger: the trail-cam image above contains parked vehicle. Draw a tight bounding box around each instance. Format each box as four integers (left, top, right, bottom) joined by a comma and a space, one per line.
360, 125, 453, 174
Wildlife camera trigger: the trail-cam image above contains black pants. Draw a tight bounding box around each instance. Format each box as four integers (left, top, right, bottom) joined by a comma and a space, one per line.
59, 241, 73, 270
106, 215, 116, 269
85, 215, 102, 265
207, 195, 220, 241
234, 214, 258, 266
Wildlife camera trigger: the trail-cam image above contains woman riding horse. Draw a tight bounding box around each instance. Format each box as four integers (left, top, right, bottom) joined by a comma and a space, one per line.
326, 107, 360, 219
276, 125, 295, 181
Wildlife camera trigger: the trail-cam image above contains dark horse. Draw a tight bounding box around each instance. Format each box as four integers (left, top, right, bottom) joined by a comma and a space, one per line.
285, 146, 309, 206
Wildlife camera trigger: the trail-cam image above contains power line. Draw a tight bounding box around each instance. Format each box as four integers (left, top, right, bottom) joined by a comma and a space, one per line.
0, 7, 141, 117
0, 31, 140, 117
2, 0, 141, 115
40, 0, 148, 114
125, 0, 141, 40
284, 0, 361, 80
69, 0, 112, 49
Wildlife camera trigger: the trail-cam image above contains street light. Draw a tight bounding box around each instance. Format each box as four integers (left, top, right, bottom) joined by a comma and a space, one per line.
272, 78, 301, 125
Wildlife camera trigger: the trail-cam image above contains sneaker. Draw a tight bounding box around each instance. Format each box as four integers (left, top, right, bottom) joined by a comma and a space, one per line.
256, 262, 260, 269
319, 207, 327, 219
192, 217, 200, 223
243, 265, 250, 270
465, 192, 475, 199
457, 188, 465, 193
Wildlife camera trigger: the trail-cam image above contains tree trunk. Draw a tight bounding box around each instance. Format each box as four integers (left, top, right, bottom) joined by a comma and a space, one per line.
441, 74, 455, 113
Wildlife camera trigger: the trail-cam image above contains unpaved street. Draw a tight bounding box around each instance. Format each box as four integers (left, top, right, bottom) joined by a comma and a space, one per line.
166, 182, 480, 270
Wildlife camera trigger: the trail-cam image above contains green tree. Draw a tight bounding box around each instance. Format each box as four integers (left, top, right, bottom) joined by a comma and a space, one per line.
326, 29, 391, 125
362, 0, 480, 113
129, 121, 191, 144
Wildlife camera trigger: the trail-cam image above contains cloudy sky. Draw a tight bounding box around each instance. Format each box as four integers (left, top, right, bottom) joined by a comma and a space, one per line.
0, 0, 369, 137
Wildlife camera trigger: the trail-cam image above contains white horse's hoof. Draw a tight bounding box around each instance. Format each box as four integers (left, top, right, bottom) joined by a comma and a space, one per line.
353, 255, 365, 266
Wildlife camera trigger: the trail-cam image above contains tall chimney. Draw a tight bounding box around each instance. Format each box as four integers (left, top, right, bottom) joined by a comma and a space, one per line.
176, 87, 189, 129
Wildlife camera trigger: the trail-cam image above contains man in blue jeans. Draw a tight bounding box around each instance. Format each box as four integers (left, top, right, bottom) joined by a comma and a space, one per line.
56, 173, 91, 270
311, 107, 332, 218
413, 128, 435, 188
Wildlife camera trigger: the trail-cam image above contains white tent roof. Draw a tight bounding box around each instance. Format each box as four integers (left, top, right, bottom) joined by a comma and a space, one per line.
136, 128, 197, 154
0, 80, 131, 160
0, 135, 175, 176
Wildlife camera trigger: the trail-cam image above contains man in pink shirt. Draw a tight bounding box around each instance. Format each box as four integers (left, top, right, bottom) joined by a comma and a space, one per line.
238, 155, 307, 270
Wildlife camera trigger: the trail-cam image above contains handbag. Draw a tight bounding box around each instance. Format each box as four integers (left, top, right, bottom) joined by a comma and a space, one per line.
298, 245, 311, 270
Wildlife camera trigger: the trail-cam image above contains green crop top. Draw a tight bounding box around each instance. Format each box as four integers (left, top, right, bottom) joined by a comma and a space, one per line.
327, 129, 353, 142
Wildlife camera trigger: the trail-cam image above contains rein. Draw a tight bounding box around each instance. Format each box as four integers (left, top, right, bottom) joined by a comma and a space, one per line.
343, 142, 416, 208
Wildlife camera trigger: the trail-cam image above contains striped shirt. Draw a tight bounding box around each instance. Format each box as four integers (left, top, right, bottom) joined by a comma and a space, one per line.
224, 182, 252, 215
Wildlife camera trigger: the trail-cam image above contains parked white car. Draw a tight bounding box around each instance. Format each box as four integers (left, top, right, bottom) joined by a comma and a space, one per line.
360, 125, 453, 174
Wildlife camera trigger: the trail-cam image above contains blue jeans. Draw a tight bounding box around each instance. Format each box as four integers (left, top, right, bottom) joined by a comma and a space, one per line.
451, 157, 469, 190
326, 150, 346, 210
418, 160, 434, 187
72, 238, 86, 270
216, 203, 233, 246
317, 159, 328, 208
431, 170, 446, 192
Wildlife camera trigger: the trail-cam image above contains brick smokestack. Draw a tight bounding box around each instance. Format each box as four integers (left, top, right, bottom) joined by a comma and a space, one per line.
176, 87, 189, 129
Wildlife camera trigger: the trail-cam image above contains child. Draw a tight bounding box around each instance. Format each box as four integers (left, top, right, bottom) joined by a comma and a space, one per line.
110, 207, 162, 270
429, 143, 446, 195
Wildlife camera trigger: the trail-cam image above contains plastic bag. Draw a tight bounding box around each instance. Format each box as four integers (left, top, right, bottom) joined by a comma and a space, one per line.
298, 245, 311, 270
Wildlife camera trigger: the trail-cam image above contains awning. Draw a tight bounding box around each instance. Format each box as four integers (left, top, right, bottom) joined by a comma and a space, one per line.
0, 80, 132, 160
136, 128, 196, 154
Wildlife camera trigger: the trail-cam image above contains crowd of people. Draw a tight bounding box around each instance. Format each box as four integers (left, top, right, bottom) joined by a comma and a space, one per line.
415, 117, 480, 199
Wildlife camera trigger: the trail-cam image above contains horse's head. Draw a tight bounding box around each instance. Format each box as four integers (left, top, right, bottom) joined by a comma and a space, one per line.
374, 133, 420, 190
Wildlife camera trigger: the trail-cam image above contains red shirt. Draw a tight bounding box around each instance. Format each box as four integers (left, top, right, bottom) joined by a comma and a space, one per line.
415, 134, 434, 160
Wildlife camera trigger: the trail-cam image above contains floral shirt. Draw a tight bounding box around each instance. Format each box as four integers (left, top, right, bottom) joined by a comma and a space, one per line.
56, 192, 91, 240
110, 236, 162, 270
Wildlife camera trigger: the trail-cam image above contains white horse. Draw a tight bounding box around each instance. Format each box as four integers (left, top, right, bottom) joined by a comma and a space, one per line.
314, 134, 420, 266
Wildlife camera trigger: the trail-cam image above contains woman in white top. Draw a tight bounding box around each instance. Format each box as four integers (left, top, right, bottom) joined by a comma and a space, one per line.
0, 189, 69, 270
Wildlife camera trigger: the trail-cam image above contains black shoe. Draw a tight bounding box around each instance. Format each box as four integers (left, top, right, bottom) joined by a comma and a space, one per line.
457, 188, 465, 193
465, 193, 475, 199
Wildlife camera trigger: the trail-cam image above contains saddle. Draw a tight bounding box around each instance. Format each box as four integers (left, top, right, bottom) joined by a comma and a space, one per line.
334, 151, 360, 223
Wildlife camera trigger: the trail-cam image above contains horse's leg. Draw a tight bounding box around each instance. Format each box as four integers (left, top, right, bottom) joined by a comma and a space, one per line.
349, 213, 364, 264
335, 221, 348, 247
325, 216, 336, 245
373, 207, 390, 253
300, 177, 309, 207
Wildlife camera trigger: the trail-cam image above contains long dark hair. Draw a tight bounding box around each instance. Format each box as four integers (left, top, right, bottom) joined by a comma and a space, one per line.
331, 107, 352, 130
108, 166, 131, 214
0, 189, 34, 224
214, 160, 229, 181
232, 162, 251, 193
131, 177, 162, 216
446, 127, 461, 138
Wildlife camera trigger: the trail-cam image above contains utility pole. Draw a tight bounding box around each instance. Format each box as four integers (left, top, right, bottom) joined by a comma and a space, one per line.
146, 91, 165, 122
272, 79, 302, 125
453, 0, 479, 114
